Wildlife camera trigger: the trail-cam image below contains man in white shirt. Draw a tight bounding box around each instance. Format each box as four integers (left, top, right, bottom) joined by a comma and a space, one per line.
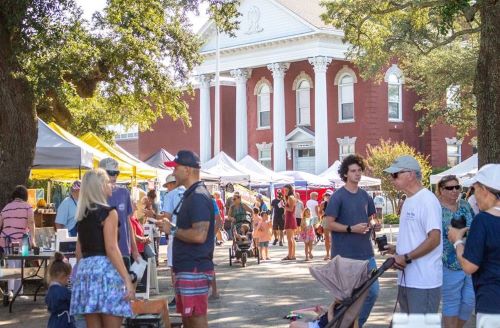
384, 155, 443, 314
158, 174, 185, 307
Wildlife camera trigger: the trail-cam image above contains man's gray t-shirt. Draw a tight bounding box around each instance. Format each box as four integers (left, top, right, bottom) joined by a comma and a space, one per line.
325, 187, 376, 260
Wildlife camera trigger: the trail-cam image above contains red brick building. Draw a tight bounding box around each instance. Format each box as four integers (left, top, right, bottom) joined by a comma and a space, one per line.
120, 0, 475, 173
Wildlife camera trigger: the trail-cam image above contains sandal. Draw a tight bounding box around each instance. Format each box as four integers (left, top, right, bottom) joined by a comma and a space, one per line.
323, 256, 330, 261
282, 256, 291, 261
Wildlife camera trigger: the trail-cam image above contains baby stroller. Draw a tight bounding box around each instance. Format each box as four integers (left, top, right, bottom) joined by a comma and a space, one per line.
290, 256, 395, 328
228, 214, 260, 267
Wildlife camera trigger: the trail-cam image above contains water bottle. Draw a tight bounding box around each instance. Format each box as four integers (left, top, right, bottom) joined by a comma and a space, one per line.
50, 235, 56, 251
21, 233, 29, 256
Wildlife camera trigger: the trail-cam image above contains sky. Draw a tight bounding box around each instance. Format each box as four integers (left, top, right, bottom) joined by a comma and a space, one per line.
76, 0, 209, 33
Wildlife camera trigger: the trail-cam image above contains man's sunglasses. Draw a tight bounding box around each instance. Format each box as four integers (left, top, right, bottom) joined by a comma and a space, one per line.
106, 170, 120, 177
443, 185, 461, 191
390, 171, 412, 179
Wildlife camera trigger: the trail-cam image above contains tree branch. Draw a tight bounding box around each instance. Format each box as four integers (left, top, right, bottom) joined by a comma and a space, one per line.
422, 27, 481, 54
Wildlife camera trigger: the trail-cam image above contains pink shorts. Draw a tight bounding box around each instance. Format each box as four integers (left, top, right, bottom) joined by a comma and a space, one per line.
175, 270, 214, 317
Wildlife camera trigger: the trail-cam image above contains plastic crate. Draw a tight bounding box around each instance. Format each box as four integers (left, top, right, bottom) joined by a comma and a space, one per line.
125, 314, 163, 328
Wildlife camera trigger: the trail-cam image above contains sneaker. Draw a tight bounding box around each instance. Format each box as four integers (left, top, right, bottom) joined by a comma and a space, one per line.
272, 239, 278, 246
279, 241, 283, 246
168, 298, 176, 307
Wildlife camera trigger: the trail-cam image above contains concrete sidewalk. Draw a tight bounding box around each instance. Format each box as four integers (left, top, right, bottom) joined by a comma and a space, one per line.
0, 241, 476, 327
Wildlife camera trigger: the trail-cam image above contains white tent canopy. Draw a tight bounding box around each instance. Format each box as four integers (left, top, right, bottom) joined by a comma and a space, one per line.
430, 154, 478, 184
279, 170, 332, 188
238, 155, 294, 184
33, 119, 93, 169
319, 160, 381, 188
202, 152, 269, 185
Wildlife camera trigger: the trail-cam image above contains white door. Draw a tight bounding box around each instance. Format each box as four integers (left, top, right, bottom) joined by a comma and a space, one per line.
294, 148, 315, 173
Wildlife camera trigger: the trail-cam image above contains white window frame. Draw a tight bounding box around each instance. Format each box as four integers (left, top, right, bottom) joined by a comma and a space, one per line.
445, 137, 462, 167
446, 85, 460, 110
384, 64, 404, 122
338, 74, 355, 123
256, 142, 273, 169
257, 84, 271, 129
296, 80, 311, 126
337, 136, 357, 162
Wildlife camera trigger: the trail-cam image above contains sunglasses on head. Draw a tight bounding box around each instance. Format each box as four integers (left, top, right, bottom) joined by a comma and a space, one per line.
106, 170, 120, 177
443, 185, 461, 191
390, 170, 412, 179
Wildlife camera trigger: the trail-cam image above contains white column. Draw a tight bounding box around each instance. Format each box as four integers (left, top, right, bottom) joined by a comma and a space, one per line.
230, 68, 251, 161
198, 75, 212, 163
309, 56, 332, 174
267, 63, 289, 172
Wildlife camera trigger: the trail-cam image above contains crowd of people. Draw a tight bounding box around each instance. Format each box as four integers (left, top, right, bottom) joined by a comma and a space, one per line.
0, 150, 499, 328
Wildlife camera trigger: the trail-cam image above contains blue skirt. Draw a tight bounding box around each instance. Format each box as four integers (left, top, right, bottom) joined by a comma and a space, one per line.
70, 256, 133, 317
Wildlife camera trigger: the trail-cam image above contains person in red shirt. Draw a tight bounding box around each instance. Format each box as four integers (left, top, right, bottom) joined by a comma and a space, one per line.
130, 203, 152, 258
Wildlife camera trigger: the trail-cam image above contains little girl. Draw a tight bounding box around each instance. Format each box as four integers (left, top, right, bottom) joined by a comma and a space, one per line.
45, 252, 75, 328
255, 211, 272, 260
300, 208, 316, 261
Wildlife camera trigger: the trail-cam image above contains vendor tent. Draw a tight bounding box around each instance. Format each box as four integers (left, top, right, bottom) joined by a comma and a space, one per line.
144, 148, 175, 170
202, 152, 269, 185
279, 170, 332, 188
33, 119, 93, 169
320, 161, 381, 188
430, 154, 478, 184
238, 155, 294, 184
81, 133, 157, 180
36, 123, 135, 181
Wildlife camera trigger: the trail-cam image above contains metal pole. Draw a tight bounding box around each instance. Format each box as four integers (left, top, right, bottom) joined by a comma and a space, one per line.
214, 27, 221, 155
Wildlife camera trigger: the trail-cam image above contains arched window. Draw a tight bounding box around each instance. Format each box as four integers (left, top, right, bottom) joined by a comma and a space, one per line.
296, 80, 310, 125
338, 74, 354, 122
385, 64, 404, 121
257, 84, 271, 128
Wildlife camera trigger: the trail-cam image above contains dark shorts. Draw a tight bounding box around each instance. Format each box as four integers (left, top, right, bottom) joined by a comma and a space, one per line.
258, 241, 269, 247
398, 286, 441, 314
175, 270, 214, 317
296, 218, 302, 227
273, 217, 285, 231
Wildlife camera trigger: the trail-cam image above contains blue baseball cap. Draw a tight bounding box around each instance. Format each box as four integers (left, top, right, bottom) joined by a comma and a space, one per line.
165, 150, 201, 169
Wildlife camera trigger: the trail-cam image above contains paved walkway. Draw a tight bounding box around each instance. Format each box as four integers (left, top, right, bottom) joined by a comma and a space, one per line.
0, 240, 476, 327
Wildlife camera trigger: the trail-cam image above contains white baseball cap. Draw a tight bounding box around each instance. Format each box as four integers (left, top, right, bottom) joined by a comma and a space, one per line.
463, 164, 500, 191
384, 155, 421, 174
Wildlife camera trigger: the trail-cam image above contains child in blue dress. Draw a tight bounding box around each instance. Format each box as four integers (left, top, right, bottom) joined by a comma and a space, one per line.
45, 252, 75, 328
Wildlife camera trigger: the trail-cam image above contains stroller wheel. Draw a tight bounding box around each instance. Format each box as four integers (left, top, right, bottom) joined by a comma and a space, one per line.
229, 248, 232, 266
241, 252, 247, 267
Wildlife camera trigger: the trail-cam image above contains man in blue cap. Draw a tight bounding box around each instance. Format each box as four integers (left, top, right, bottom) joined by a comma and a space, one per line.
163, 150, 215, 328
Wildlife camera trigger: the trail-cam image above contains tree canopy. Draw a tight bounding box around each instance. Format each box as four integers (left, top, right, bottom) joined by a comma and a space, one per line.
1, 0, 239, 138
366, 139, 432, 210
321, 0, 499, 165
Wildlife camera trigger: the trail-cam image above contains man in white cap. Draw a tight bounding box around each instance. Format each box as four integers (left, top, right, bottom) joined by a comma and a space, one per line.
384, 155, 443, 314
55, 180, 80, 236
99, 157, 140, 269
158, 173, 185, 307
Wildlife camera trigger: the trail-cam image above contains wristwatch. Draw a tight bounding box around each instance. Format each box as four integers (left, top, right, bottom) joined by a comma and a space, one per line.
404, 254, 412, 264
346, 225, 352, 233
170, 226, 178, 238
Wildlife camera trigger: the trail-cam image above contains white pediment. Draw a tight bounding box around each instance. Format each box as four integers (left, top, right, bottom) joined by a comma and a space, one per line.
285, 127, 315, 143
200, 0, 316, 53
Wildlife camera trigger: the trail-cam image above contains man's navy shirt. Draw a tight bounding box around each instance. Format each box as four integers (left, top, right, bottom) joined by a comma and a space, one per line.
173, 181, 215, 273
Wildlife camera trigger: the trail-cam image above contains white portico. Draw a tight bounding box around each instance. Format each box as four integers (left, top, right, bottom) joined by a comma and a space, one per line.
194, 0, 349, 172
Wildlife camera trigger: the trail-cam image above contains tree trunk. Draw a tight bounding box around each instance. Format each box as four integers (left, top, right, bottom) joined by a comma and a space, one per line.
475, 1, 500, 167
0, 21, 38, 210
